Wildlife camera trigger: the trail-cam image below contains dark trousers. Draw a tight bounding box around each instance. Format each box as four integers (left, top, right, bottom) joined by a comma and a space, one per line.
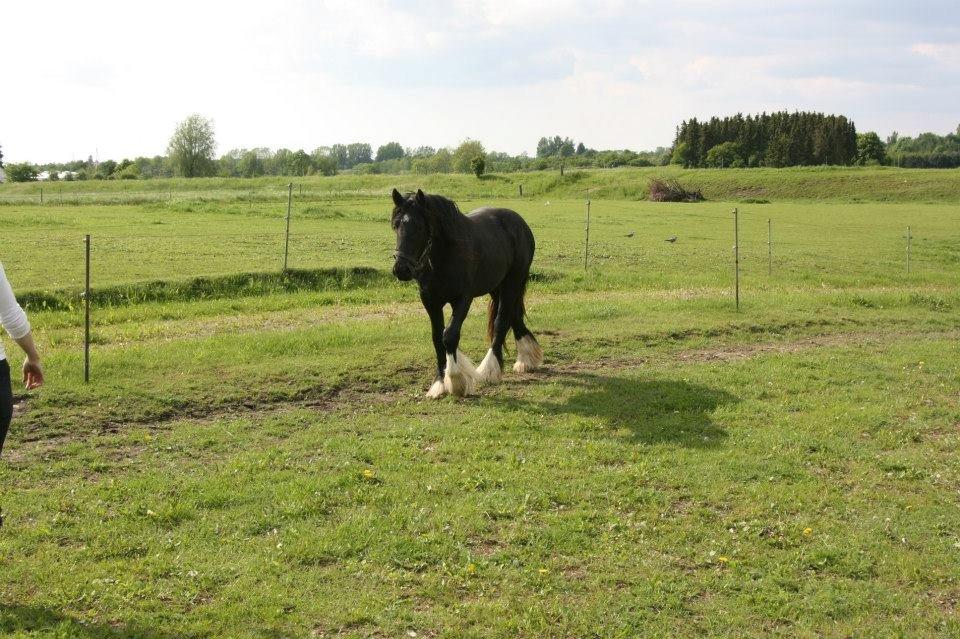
0, 359, 12, 457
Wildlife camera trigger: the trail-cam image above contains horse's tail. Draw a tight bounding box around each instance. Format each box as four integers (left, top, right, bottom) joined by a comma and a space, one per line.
487, 297, 497, 343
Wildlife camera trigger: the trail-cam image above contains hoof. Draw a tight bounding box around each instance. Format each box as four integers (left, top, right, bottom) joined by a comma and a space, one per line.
513, 335, 544, 373
426, 379, 446, 399
475, 349, 502, 384
443, 350, 477, 397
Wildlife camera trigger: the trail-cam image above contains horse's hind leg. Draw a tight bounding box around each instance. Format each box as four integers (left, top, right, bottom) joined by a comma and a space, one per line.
477, 291, 511, 384
511, 298, 543, 374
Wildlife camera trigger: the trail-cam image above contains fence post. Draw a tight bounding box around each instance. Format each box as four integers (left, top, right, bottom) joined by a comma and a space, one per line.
84, 234, 91, 383
733, 208, 740, 310
767, 218, 772, 276
906, 226, 912, 274
283, 183, 293, 271
40, 188, 43, 205
584, 200, 591, 270
518, 184, 523, 197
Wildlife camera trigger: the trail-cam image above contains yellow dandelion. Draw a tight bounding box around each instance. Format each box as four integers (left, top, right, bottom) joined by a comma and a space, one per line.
718, 556, 729, 564
467, 563, 476, 574
803, 527, 813, 536
538, 568, 549, 575
362, 469, 374, 479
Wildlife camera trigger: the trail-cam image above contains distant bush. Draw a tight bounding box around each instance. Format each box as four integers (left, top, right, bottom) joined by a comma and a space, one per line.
353, 162, 379, 175
470, 155, 485, 178
5, 162, 38, 182
648, 177, 704, 202
897, 152, 960, 169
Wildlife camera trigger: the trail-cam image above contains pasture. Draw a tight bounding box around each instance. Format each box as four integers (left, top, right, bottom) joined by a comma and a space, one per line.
1, 169, 959, 637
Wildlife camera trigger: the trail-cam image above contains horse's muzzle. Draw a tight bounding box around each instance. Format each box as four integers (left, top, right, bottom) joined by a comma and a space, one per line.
393, 261, 413, 281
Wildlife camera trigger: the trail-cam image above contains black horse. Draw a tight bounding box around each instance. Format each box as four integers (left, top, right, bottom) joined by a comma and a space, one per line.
391, 188, 543, 398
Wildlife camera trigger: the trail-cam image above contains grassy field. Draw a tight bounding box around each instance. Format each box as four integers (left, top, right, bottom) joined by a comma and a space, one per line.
1, 169, 959, 637
3, 165, 960, 204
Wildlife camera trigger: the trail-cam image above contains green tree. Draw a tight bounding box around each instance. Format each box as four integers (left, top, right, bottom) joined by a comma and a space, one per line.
470, 155, 485, 178
96, 159, 117, 179
412, 148, 452, 174
6, 162, 38, 182
346, 143, 372, 167
238, 151, 263, 177
167, 114, 217, 177
375, 142, 405, 162
329, 144, 349, 169
310, 148, 338, 176
288, 149, 312, 176
670, 142, 691, 166
452, 140, 485, 173
705, 142, 744, 168
116, 163, 141, 179
856, 132, 886, 165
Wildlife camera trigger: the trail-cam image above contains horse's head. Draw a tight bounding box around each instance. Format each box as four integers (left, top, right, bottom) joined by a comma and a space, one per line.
390, 188, 433, 281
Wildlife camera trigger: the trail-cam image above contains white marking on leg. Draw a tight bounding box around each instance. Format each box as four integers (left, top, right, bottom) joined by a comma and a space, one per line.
513, 335, 544, 373
475, 348, 502, 384
426, 379, 446, 399
443, 350, 477, 397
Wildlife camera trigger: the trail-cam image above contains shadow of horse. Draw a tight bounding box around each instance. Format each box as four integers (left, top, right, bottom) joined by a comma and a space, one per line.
503, 370, 737, 448
0, 604, 299, 639
0, 605, 185, 639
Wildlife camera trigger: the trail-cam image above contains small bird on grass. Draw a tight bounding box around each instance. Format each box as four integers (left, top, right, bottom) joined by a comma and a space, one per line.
665, 236, 678, 243
625, 231, 635, 238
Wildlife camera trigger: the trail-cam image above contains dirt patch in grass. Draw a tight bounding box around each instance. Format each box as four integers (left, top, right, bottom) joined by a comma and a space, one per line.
676, 329, 960, 363
10, 327, 958, 459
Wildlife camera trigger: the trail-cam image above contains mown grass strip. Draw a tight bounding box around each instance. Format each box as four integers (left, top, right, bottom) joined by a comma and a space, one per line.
17, 267, 397, 311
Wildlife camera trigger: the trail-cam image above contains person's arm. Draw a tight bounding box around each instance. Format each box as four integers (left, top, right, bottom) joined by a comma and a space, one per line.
15, 332, 43, 390
0, 263, 43, 390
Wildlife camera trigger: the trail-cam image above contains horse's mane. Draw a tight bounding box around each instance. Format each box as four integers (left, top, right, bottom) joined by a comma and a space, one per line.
416, 192, 470, 242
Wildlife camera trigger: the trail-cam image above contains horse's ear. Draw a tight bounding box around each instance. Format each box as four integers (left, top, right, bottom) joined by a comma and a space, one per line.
391, 188, 404, 208
415, 189, 427, 206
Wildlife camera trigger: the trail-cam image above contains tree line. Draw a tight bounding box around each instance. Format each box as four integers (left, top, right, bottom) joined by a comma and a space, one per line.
672, 111, 859, 167
885, 127, 960, 168
4, 114, 960, 183
671, 111, 960, 169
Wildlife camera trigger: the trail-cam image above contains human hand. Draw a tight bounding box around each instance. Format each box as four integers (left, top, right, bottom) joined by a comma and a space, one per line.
22, 357, 43, 390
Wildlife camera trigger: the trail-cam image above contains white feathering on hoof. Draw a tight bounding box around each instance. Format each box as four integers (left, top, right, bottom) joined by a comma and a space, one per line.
475, 348, 502, 384
513, 335, 544, 373
443, 350, 477, 397
426, 378, 446, 399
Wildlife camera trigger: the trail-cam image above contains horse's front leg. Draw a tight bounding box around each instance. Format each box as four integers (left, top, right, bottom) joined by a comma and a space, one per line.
442, 297, 476, 398
424, 300, 447, 399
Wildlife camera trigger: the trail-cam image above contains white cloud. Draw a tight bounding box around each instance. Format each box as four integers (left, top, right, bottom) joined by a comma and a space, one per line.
0, 1, 957, 162
910, 42, 960, 64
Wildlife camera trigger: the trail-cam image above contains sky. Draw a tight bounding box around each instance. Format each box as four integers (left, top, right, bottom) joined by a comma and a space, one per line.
2, 0, 959, 163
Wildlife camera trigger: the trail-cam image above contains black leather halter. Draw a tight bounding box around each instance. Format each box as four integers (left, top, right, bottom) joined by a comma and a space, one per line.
394, 235, 433, 276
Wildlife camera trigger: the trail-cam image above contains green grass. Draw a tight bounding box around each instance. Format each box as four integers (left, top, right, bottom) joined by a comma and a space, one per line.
1, 171, 959, 637
3, 165, 960, 204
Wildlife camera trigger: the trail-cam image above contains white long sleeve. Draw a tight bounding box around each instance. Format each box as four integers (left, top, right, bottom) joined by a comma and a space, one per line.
0, 262, 31, 361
